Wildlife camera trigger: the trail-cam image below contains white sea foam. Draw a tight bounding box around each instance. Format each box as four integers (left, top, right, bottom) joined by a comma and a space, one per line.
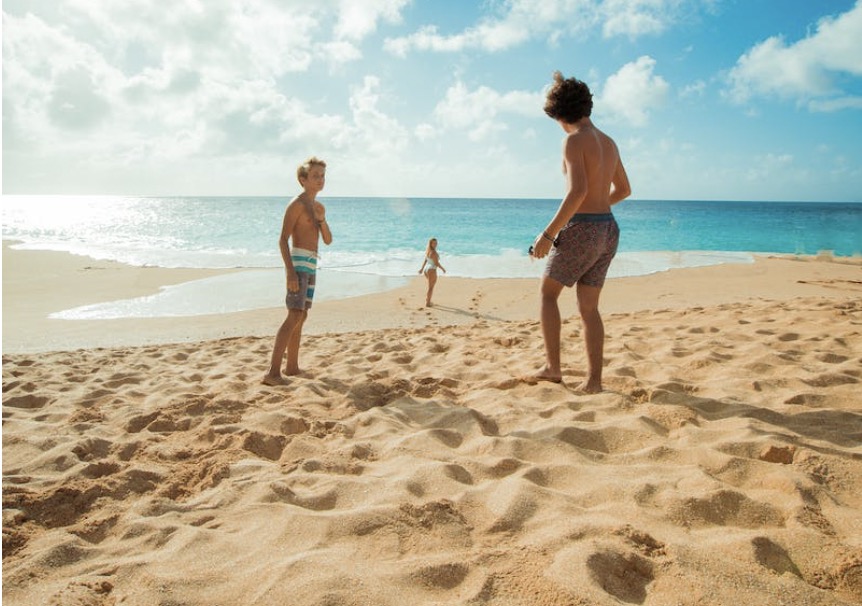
49, 251, 753, 319
8, 194, 855, 320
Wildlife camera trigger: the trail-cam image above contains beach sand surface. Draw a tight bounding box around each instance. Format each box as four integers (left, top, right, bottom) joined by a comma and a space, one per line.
3, 245, 862, 605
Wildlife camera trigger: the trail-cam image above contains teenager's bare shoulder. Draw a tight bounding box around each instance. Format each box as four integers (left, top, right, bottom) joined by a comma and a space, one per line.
563, 130, 590, 158
284, 195, 305, 213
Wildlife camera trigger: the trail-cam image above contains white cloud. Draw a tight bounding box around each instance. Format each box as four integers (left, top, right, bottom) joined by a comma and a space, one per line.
414, 123, 438, 141
601, 0, 667, 38
384, 22, 529, 56
333, 0, 409, 41
726, 2, 862, 109
746, 152, 795, 182
384, 0, 579, 55
808, 97, 862, 112
598, 56, 669, 126
319, 40, 363, 66
348, 76, 410, 155
384, 0, 711, 55
680, 79, 707, 98
56, 0, 321, 79
3, 0, 858, 200
432, 82, 544, 141
325, 0, 409, 66
1, 0, 414, 183
2, 12, 124, 145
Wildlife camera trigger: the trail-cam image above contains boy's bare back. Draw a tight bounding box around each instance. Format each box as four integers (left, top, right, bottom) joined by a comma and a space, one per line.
563, 122, 626, 214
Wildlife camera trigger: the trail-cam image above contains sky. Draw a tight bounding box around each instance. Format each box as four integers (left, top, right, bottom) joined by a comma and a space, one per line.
2, 0, 861, 201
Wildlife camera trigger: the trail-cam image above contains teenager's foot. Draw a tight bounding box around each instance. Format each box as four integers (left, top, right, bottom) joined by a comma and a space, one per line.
575, 380, 602, 394
520, 369, 563, 384
262, 374, 289, 386
284, 367, 304, 377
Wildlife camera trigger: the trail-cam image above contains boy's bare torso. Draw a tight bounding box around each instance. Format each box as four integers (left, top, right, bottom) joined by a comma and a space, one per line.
286, 195, 323, 252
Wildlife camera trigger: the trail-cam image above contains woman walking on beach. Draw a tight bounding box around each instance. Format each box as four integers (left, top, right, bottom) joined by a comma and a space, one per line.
418, 237, 446, 307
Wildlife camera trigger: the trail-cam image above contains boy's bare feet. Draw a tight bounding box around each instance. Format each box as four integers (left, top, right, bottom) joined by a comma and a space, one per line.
575, 380, 602, 394
520, 368, 563, 385
262, 374, 289, 386
284, 367, 303, 377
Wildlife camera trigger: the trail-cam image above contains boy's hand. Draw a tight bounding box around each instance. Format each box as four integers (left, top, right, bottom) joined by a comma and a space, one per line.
531, 233, 552, 259
313, 202, 326, 223
287, 270, 299, 292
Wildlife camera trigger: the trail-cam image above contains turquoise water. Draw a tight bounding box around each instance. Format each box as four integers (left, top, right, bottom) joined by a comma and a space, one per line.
3, 196, 860, 318
5, 196, 860, 266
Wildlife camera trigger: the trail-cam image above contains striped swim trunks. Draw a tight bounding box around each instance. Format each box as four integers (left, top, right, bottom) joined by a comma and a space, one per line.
285, 247, 318, 310
545, 213, 619, 288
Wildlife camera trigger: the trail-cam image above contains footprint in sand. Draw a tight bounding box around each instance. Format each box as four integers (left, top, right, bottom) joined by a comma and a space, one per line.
48, 581, 115, 606
586, 548, 655, 603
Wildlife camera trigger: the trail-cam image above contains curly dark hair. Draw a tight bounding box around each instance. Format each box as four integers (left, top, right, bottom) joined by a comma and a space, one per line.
543, 71, 593, 123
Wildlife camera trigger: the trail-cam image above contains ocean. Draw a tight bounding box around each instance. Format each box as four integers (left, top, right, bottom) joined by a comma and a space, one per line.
3, 196, 860, 319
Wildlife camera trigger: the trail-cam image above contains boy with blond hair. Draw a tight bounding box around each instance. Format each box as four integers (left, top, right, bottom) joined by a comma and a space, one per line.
263, 156, 333, 386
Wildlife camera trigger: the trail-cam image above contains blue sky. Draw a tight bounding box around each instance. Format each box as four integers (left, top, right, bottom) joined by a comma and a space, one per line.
3, 0, 861, 201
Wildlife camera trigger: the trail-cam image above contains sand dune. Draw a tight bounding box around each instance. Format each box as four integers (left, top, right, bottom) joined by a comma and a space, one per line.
4, 291, 861, 605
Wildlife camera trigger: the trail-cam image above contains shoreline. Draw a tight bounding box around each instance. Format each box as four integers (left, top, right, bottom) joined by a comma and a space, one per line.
3, 240, 861, 354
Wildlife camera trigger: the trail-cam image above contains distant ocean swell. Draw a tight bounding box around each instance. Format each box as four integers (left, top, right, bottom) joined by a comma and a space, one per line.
3, 195, 859, 319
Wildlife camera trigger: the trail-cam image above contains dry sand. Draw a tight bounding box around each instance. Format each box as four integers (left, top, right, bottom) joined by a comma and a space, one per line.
3, 243, 862, 605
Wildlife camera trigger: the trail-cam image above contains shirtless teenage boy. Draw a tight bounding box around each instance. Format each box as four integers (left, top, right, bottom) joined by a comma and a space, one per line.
263, 156, 333, 386
528, 72, 632, 393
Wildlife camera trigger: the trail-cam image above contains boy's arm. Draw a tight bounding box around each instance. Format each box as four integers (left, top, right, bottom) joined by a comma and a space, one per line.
532, 135, 587, 257
609, 154, 631, 205
313, 202, 333, 245
280, 203, 300, 292
319, 220, 332, 245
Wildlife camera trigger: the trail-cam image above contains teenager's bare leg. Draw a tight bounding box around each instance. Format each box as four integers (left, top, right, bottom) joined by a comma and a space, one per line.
284, 310, 307, 375
576, 283, 605, 393
425, 270, 437, 307
263, 309, 305, 385
534, 276, 565, 382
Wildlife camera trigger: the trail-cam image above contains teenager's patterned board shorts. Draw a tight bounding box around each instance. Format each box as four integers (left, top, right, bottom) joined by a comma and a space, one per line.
285, 271, 315, 310
285, 247, 318, 310
545, 214, 619, 288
